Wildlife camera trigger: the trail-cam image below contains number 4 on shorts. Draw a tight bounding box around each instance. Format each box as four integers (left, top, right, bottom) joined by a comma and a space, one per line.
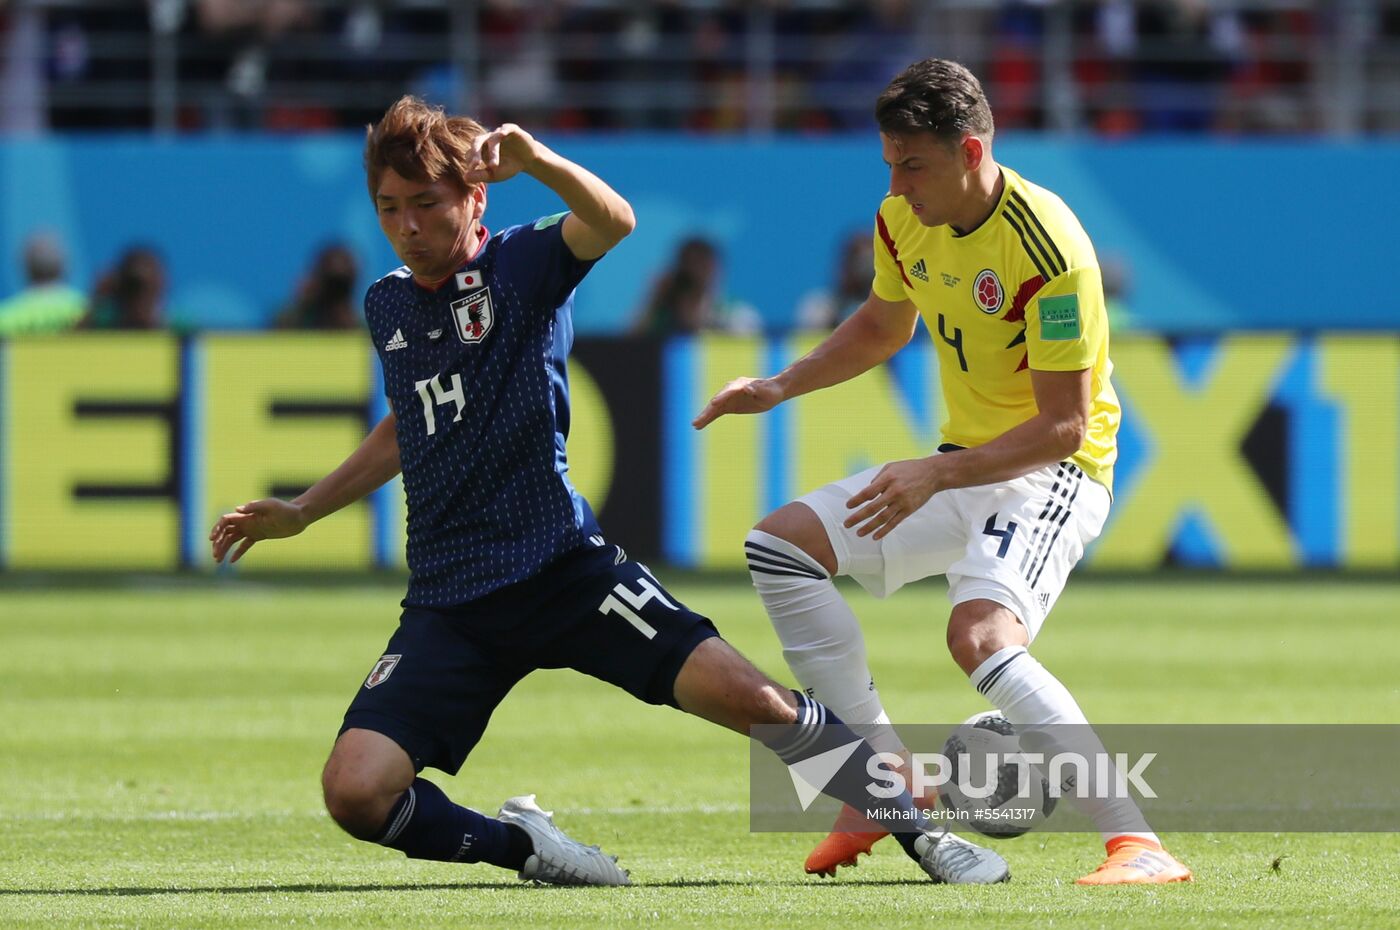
982, 513, 1018, 559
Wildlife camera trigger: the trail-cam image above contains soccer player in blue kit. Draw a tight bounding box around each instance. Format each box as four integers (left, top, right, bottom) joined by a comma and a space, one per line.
210, 97, 1008, 887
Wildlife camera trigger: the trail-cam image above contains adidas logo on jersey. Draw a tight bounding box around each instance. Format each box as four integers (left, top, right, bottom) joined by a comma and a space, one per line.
385, 329, 408, 351
910, 258, 930, 282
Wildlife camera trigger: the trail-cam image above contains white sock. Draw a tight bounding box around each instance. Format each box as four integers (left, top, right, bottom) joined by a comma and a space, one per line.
971, 645, 1159, 846
745, 529, 905, 756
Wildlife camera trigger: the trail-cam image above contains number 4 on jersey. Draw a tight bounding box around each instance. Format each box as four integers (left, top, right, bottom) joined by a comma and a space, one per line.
415, 373, 466, 436
938, 313, 969, 372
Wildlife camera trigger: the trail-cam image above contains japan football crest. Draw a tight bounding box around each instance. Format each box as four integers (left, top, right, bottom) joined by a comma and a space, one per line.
365, 654, 401, 689
450, 287, 494, 344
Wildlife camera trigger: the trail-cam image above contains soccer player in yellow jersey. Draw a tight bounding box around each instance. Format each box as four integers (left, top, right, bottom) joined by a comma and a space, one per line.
694, 59, 1191, 886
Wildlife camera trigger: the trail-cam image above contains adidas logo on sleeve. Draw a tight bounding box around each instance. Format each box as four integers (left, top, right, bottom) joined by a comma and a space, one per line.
385, 329, 408, 351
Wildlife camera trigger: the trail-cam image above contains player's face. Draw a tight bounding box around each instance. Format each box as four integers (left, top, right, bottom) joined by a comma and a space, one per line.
374, 169, 484, 282
881, 132, 973, 229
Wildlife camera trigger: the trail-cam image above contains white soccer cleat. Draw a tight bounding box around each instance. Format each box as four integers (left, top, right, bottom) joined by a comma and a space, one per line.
497, 794, 631, 887
916, 828, 1011, 884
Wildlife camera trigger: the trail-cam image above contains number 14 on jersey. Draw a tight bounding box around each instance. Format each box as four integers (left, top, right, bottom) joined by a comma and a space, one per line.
414, 373, 466, 435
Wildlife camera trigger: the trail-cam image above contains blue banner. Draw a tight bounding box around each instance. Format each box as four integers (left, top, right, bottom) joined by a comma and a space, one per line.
1, 137, 1396, 334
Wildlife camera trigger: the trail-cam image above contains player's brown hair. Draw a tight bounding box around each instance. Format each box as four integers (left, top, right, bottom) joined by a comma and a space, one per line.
364, 96, 485, 199
875, 59, 994, 146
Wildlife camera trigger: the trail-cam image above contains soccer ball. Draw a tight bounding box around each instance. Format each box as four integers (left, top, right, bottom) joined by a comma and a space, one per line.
937, 711, 1057, 839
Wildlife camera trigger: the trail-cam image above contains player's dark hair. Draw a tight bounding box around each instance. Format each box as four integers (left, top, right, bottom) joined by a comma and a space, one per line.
364, 96, 485, 199
875, 59, 994, 146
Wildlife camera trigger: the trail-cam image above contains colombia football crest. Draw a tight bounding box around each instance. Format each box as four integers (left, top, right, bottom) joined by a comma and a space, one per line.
973, 269, 1004, 314
450, 288, 494, 344
365, 654, 401, 689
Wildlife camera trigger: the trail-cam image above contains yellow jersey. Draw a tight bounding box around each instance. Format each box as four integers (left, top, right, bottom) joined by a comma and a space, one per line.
871, 166, 1120, 491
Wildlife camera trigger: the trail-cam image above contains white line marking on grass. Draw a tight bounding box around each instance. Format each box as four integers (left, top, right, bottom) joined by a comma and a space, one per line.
572, 803, 746, 815
1, 810, 312, 822
2, 803, 747, 823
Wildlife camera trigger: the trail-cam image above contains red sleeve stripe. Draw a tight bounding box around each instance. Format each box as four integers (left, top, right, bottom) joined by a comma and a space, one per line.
1002, 274, 1045, 324
876, 212, 914, 289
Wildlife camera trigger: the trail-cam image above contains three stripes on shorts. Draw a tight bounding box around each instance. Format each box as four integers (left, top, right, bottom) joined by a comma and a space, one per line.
1019, 463, 1083, 589
742, 461, 1083, 595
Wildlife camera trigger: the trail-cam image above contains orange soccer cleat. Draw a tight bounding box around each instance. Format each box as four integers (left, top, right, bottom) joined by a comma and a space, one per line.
804, 803, 889, 876
1075, 836, 1193, 885
804, 769, 937, 877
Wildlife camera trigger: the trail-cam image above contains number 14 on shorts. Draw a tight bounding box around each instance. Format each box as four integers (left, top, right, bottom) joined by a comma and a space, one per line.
598, 570, 679, 640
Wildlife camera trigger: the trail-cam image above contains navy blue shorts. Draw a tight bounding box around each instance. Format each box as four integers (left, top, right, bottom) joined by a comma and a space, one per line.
339, 541, 719, 774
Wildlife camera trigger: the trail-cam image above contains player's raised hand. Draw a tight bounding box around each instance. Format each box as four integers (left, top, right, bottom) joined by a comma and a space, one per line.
466, 124, 542, 184
843, 457, 943, 539
692, 377, 784, 429
209, 499, 309, 564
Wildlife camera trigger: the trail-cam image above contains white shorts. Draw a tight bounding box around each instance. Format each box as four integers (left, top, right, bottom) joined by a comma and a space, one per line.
795, 457, 1110, 641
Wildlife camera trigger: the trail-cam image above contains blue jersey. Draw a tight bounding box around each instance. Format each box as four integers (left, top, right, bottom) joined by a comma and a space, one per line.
364, 215, 601, 606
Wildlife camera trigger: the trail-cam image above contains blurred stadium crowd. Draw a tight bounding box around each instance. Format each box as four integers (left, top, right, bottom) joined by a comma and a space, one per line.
0, 228, 889, 335
0, 223, 1129, 335
2, 0, 1399, 136
0, 0, 1394, 336
0, 233, 366, 334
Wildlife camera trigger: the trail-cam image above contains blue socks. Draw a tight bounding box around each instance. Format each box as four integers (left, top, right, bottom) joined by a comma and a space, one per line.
373, 777, 533, 869
760, 691, 927, 861
373, 695, 931, 870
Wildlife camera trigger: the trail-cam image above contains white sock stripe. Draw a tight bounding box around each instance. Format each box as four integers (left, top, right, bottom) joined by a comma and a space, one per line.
746, 550, 826, 580
795, 695, 813, 728
744, 530, 830, 578
379, 785, 416, 845
970, 644, 1026, 681
797, 701, 829, 756
785, 717, 825, 760
744, 543, 818, 571
795, 693, 819, 733
977, 655, 1022, 696
769, 694, 816, 756
750, 535, 893, 764
749, 564, 828, 581
971, 645, 1028, 696
779, 697, 828, 760
745, 548, 825, 577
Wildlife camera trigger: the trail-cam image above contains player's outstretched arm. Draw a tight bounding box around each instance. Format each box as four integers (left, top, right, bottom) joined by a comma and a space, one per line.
692, 292, 917, 429
466, 123, 634, 261
844, 367, 1092, 540
209, 412, 402, 564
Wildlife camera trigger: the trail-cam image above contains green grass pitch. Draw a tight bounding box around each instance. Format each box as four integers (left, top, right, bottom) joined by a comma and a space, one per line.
2, 576, 1397, 929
